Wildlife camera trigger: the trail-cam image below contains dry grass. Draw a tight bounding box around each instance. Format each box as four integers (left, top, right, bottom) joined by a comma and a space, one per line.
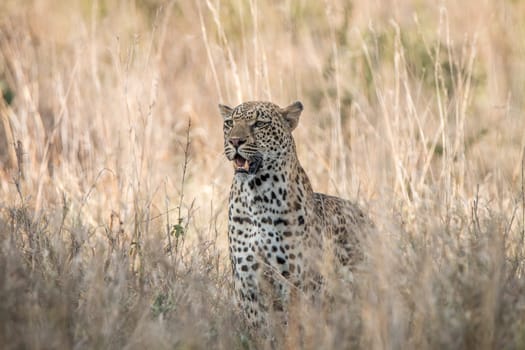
1, 0, 525, 349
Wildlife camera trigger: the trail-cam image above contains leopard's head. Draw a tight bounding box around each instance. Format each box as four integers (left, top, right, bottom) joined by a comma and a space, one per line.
219, 101, 303, 175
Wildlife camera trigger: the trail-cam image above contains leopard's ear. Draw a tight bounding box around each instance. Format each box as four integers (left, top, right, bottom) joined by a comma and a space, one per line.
279, 101, 303, 131
218, 104, 233, 120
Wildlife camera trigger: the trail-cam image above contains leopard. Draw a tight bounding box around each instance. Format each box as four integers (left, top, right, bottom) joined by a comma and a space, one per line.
219, 100, 372, 331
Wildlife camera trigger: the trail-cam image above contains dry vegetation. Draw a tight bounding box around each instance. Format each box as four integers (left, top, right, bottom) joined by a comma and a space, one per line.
1, 0, 525, 349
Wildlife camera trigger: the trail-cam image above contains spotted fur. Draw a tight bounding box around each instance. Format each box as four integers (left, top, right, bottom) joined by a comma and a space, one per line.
219, 100, 372, 329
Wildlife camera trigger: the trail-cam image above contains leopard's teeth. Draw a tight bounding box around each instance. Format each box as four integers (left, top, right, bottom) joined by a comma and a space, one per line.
233, 159, 250, 171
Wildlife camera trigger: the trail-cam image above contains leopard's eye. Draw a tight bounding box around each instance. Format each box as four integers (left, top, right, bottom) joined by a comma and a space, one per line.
254, 121, 268, 128
224, 120, 233, 128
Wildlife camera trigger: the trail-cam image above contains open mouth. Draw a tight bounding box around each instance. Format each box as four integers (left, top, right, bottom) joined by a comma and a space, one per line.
233, 155, 250, 173
232, 153, 263, 175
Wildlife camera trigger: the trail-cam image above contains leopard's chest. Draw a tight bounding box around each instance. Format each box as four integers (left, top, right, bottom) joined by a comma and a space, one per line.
228, 175, 309, 287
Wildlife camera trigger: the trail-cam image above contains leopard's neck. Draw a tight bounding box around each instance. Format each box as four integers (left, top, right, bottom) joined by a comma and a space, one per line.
229, 154, 314, 220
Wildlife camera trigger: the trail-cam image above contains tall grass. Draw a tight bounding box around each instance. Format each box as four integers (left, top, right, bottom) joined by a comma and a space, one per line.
1, 0, 525, 349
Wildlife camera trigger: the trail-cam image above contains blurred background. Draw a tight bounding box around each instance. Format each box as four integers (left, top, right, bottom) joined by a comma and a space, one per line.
1, 1, 525, 349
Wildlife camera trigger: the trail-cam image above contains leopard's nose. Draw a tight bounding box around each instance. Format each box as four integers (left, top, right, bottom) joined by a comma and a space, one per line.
229, 137, 246, 148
